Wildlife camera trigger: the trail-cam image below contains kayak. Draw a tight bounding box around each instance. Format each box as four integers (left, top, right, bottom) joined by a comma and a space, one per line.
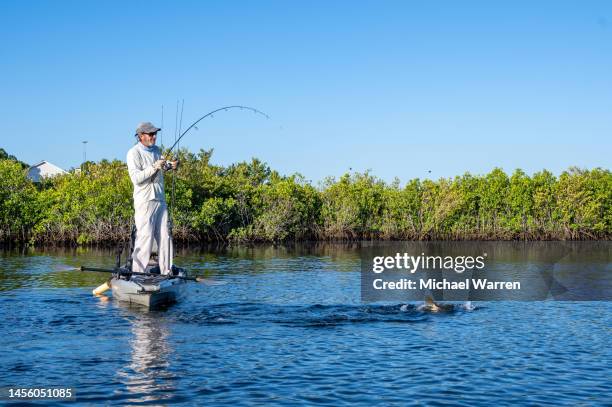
83, 264, 190, 309
82, 226, 192, 309
110, 271, 187, 308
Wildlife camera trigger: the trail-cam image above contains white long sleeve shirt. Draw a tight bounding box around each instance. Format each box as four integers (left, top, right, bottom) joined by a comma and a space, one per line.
126, 143, 165, 206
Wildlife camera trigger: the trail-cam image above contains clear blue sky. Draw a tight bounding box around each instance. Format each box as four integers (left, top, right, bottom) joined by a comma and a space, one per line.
1, 0, 611, 183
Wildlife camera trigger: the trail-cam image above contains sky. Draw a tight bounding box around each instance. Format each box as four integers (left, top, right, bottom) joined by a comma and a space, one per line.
1, 0, 611, 183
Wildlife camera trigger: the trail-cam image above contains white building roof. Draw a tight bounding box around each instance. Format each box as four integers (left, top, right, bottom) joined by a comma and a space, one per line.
27, 160, 67, 182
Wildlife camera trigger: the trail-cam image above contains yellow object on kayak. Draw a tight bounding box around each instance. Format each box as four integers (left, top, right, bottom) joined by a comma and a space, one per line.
93, 280, 111, 295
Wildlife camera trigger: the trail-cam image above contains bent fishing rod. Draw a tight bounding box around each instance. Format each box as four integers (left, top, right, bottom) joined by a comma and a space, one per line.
162, 104, 270, 256
166, 105, 270, 154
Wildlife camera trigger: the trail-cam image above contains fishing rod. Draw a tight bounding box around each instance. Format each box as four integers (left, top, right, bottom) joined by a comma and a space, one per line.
80, 266, 199, 281
155, 104, 269, 280
166, 105, 270, 154
166, 99, 184, 272
162, 103, 269, 217
80, 265, 225, 285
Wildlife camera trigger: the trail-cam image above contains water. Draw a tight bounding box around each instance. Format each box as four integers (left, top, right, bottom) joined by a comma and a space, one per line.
0, 243, 610, 406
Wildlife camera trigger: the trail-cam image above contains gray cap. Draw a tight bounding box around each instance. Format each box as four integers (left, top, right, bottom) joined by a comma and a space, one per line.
135, 122, 161, 135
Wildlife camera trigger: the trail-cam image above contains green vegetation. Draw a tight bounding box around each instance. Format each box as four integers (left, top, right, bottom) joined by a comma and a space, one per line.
0, 148, 28, 168
0, 149, 610, 245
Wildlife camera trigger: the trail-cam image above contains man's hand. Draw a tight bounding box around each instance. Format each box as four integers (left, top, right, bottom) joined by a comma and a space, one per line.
170, 160, 179, 170
153, 159, 165, 170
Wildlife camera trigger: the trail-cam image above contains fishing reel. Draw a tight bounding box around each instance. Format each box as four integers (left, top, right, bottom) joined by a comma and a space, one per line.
160, 154, 176, 171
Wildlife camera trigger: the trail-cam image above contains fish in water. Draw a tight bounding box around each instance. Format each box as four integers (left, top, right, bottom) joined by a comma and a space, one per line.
418, 296, 454, 313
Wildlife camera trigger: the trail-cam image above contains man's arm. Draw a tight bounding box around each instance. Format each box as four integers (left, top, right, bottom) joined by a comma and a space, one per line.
126, 150, 161, 185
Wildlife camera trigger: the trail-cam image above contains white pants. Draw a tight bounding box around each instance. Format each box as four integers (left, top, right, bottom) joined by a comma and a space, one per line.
132, 200, 173, 275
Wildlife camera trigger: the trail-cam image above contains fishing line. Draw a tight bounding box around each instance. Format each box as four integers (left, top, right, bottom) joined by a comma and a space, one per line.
160, 105, 164, 148
171, 99, 184, 217
167, 105, 270, 154
174, 100, 180, 142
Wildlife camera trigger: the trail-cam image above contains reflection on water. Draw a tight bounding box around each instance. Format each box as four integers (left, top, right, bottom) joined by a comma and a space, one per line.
117, 307, 176, 405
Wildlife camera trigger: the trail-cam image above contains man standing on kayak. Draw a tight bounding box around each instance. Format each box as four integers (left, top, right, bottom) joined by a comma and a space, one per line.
127, 122, 178, 275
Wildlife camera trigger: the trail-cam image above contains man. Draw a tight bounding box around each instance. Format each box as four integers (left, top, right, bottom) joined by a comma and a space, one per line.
127, 122, 178, 275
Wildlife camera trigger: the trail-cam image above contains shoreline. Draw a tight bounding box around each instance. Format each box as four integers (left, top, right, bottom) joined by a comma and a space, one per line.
1, 239, 610, 251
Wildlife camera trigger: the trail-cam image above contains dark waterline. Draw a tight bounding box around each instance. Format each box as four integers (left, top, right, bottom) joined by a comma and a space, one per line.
0, 242, 610, 406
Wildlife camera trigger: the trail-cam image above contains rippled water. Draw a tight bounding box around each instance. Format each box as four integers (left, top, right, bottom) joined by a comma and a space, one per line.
0, 243, 610, 406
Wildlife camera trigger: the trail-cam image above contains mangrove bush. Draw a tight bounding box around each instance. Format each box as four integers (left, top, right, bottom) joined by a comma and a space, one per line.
0, 149, 609, 245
